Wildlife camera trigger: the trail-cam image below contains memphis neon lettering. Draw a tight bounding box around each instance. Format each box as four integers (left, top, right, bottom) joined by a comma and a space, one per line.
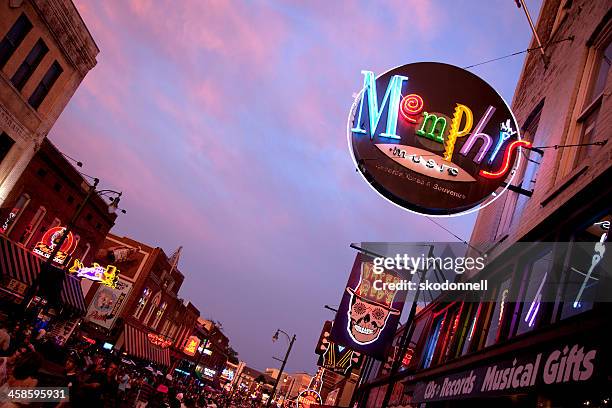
352, 70, 531, 179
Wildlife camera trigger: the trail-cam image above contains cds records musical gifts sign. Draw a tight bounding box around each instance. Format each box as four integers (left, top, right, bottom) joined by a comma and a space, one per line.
330, 253, 408, 360
348, 62, 530, 216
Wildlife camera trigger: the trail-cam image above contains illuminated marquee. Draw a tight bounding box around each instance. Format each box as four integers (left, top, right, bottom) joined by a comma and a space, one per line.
32, 226, 77, 264
349, 62, 528, 216
69, 259, 119, 288
183, 336, 200, 356
296, 390, 322, 408
148, 333, 173, 349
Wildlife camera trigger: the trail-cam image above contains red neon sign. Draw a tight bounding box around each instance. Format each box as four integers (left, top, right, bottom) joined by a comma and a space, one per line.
32, 226, 77, 264
479, 140, 532, 179
399, 94, 424, 123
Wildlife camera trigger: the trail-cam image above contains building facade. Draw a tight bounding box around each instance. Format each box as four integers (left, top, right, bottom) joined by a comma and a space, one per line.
83, 233, 195, 368
0, 138, 115, 320
355, 1, 611, 407
0, 0, 98, 206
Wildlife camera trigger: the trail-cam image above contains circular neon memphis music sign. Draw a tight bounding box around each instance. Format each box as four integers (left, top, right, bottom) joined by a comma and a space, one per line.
348, 62, 529, 216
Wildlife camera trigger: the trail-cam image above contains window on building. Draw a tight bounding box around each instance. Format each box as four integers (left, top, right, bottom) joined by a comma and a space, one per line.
36, 168, 47, 178
0, 132, 16, 165
152, 302, 167, 329
19, 206, 45, 246
28, 60, 63, 109
53, 182, 62, 192
574, 35, 611, 164
161, 320, 171, 336
422, 315, 444, 369
144, 292, 161, 325
438, 305, 463, 363
0, 193, 30, 235
81, 243, 91, 264
0, 14, 32, 69
401, 315, 429, 371
484, 277, 512, 347
133, 288, 151, 319
460, 303, 483, 356
11, 39, 48, 91
516, 250, 553, 336
560, 212, 610, 320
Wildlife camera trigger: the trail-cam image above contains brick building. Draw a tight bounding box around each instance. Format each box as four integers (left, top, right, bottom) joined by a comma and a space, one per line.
195, 318, 230, 384
0, 0, 97, 206
0, 137, 116, 319
83, 234, 197, 368
354, 1, 611, 407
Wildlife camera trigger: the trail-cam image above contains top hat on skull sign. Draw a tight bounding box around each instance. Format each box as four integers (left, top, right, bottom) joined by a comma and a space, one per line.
345, 262, 402, 344
347, 262, 401, 314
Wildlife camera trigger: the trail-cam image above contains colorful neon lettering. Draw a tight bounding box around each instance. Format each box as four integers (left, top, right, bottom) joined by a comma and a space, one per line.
479, 140, 532, 178
444, 104, 473, 161
351, 71, 408, 140
460, 105, 495, 163
69, 259, 119, 288
416, 112, 446, 143
489, 119, 518, 164
573, 232, 607, 308
399, 94, 424, 123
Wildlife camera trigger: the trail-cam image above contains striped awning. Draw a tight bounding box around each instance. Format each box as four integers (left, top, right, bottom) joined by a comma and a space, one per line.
124, 324, 171, 367
0, 235, 41, 288
1, 236, 86, 314
60, 275, 87, 314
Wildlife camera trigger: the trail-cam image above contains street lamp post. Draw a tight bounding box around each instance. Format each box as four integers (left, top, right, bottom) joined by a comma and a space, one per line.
267, 329, 296, 407
24, 177, 124, 312
43, 179, 124, 269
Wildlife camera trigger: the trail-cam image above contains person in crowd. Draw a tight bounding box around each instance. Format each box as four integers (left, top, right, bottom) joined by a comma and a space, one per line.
117, 368, 131, 404
136, 375, 155, 408
0, 322, 10, 354
0, 351, 43, 408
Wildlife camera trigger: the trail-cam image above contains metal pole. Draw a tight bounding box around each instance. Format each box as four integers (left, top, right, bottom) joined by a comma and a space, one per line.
267, 334, 295, 407
518, 0, 548, 67
380, 265, 427, 408
44, 178, 99, 268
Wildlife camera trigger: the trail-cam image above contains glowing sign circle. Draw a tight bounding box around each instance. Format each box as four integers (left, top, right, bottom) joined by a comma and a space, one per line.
348, 62, 527, 216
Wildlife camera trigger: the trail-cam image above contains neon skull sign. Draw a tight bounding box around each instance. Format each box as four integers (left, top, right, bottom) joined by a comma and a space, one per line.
349, 62, 528, 216
346, 262, 400, 345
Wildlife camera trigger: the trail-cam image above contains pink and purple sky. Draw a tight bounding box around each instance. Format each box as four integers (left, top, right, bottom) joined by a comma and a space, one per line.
51, 0, 541, 373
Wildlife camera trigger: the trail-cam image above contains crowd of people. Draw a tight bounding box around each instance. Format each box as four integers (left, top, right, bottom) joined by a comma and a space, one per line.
0, 319, 250, 408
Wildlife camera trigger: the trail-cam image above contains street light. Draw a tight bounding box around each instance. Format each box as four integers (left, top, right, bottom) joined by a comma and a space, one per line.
43, 181, 124, 268
22, 177, 126, 312
267, 329, 296, 407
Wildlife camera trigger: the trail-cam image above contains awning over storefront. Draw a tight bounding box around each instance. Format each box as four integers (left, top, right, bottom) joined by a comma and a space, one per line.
124, 324, 171, 367
0, 236, 86, 313
0, 235, 41, 290
60, 275, 87, 314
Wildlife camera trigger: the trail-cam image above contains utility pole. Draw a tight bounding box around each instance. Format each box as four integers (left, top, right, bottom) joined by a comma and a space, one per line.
267, 330, 296, 407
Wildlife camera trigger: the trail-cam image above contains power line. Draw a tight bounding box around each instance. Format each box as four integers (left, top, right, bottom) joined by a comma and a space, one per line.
425, 217, 484, 255
463, 36, 573, 70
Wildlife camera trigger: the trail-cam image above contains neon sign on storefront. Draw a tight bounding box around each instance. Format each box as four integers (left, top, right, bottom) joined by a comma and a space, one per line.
349, 62, 529, 216
32, 226, 77, 264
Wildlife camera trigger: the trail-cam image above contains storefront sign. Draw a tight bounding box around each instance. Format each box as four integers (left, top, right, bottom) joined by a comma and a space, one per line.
413, 342, 600, 402
316, 320, 362, 375
148, 333, 173, 349
183, 336, 201, 356
330, 253, 407, 360
85, 278, 132, 330
348, 62, 527, 216
32, 226, 77, 264
296, 389, 322, 408
68, 259, 119, 288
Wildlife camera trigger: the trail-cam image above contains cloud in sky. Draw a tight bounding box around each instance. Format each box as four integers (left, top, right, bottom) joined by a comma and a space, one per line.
51, 0, 541, 373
